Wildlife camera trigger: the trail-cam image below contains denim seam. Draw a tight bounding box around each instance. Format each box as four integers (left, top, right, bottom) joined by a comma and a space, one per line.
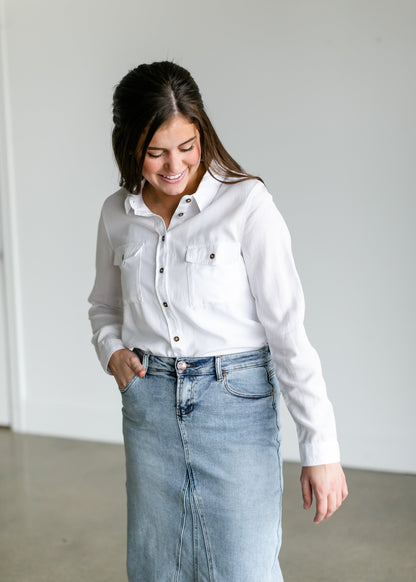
176, 411, 215, 580
174, 474, 190, 582
271, 399, 283, 574
190, 490, 199, 577
188, 478, 215, 581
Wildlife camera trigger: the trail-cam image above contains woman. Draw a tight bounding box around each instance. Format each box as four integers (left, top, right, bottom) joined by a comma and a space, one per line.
88, 61, 348, 582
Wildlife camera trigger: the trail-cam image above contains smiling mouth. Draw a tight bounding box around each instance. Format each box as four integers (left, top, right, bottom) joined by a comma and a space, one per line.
159, 169, 186, 183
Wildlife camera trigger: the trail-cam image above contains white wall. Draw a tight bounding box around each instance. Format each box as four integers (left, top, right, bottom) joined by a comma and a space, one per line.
0, 214, 10, 425
1, 0, 415, 472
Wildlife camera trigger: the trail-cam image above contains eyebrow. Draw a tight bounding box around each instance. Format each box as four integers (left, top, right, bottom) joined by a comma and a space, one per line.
147, 136, 196, 151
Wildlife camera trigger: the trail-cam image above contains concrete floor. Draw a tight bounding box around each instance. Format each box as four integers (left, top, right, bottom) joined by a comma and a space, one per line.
0, 429, 414, 582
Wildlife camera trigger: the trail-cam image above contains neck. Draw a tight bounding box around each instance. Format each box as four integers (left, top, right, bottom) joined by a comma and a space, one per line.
142, 185, 182, 212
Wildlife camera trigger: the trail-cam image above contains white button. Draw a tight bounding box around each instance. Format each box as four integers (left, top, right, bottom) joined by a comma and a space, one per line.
177, 361, 187, 371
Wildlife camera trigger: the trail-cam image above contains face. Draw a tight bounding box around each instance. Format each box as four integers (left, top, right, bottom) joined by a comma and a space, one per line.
140, 114, 202, 198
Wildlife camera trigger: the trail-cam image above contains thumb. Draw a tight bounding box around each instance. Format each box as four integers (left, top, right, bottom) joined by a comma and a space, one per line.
129, 353, 147, 377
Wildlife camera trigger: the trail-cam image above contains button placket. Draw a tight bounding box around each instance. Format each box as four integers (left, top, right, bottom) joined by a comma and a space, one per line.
156, 228, 169, 312
173, 197, 192, 222
155, 229, 183, 350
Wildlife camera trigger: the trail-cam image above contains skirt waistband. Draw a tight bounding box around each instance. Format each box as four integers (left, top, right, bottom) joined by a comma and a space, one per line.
132, 346, 271, 379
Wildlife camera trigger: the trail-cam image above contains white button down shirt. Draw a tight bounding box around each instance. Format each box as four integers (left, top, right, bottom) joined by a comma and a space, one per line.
88, 171, 340, 465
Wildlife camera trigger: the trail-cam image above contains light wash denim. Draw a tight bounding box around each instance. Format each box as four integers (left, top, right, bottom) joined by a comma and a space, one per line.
121, 346, 284, 582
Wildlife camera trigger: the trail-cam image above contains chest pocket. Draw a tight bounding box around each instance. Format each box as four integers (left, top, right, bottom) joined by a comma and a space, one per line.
113, 242, 144, 303
185, 242, 241, 307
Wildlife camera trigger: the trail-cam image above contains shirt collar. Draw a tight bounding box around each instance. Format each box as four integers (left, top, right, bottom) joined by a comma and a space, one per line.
192, 170, 223, 211
124, 170, 223, 216
124, 180, 152, 216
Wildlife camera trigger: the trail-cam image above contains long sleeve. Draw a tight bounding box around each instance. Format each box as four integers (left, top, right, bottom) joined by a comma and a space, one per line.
241, 183, 340, 466
88, 211, 125, 372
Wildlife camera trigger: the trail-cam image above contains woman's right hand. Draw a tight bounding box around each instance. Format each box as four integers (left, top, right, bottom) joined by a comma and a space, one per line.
108, 349, 147, 390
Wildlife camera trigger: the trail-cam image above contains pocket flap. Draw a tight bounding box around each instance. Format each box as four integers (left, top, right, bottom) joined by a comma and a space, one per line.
185, 243, 240, 265
113, 243, 144, 266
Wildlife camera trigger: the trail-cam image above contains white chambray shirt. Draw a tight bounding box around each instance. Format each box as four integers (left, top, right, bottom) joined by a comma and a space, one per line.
88, 170, 340, 466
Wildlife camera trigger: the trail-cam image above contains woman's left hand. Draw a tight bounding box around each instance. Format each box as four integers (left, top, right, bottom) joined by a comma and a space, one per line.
300, 462, 348, 524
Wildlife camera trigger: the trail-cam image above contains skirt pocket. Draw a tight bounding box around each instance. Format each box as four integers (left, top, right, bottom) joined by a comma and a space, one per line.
120, 374, 140, 395
222, 364, 274, 399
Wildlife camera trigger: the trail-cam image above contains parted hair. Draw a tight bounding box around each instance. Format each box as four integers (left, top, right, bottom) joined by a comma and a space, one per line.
112, 61, 259, 193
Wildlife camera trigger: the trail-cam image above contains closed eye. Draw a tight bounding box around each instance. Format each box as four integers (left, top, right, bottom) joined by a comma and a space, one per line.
147, 144, 194, 158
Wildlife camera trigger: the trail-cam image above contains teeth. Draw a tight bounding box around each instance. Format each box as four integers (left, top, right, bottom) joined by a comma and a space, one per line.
162, 171, 184, 180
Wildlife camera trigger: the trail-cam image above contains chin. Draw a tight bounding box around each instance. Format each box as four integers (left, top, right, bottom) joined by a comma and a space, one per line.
160, 179, 190, 196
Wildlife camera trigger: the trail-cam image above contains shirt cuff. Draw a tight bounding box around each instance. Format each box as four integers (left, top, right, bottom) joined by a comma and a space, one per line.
96, 339, 126, 374
299, 440, 341, 466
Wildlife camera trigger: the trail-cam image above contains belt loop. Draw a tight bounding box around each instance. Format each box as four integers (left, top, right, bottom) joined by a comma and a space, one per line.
133, 348, 149, 372
215, 355, 222, 381
141, 352, 149, 372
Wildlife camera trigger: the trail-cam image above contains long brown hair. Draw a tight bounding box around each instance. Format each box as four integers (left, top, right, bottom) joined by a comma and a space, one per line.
112, 61, 261, 193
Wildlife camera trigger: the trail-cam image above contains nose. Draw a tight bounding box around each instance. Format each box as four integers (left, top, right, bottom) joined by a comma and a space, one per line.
164, 151, 183, 174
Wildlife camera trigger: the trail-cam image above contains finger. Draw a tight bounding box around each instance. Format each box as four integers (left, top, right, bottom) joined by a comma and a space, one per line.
132, 362, 147, 377
334, 473, 348, 509
342, 477, 349, 502
313, 493, 328, 524
301, 476, 313, 510
325, 490, 338, 519
335, 486, 342, 511
128, 354, 147, 377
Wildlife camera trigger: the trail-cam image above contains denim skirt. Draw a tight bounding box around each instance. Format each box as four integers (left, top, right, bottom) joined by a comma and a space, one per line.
121, 345, 284, 582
